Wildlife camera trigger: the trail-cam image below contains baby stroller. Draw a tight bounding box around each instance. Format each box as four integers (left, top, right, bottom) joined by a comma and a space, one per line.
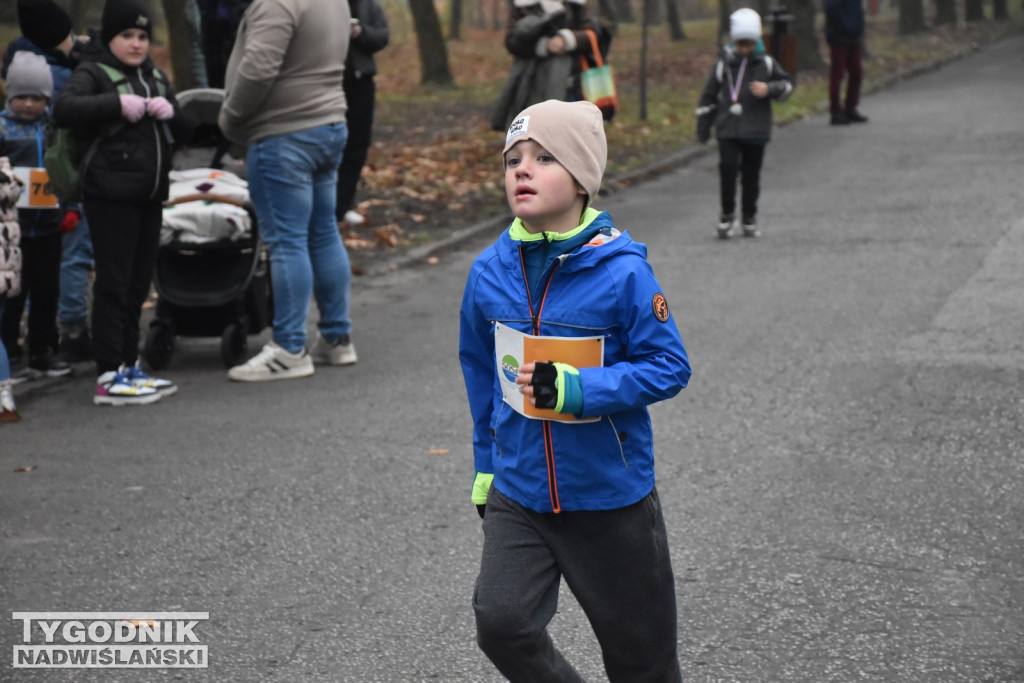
143, 89, 272, 370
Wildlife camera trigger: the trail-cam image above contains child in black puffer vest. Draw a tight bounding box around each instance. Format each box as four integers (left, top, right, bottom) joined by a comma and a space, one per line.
52, 0, 191, 406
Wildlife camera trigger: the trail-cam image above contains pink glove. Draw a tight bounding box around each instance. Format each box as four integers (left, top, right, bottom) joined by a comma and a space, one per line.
146, 96, 174, 121
120, 94, 146, 123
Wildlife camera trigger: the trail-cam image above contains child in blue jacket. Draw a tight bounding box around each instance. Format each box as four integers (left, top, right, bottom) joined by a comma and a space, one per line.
0, 50, 72, 379
459, 99, 691, 681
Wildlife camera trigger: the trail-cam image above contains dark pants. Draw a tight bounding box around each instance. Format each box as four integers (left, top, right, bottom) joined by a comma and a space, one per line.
84, 198, 162, 375
335, 75, 376, 218
718, 138, 766, 220
829, 43, 863, 115
474, 487, 682, 683
0, 230, 62, 359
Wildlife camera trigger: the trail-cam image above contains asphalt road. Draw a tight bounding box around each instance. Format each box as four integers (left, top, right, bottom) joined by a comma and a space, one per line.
2, 35, 1023, 683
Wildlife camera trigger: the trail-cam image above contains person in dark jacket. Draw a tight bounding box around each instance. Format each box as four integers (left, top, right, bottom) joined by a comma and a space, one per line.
52, 0, 189, 406
3, 0, 96, 365
489, 0, 602, 132
696, 8, 794, 239
335, 0, 389, 225
825, 0, 868, 125
0, 51, 72, 380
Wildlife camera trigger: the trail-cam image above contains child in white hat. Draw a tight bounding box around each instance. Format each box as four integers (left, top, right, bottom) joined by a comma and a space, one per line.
459, 99, 692, 681
696, 8, 795, 238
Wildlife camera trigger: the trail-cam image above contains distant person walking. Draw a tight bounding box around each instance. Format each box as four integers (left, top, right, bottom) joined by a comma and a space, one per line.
220, 0, 357, 382
826, 0, 869, 125
696, 8, 794, 239
336, 0, 390, 227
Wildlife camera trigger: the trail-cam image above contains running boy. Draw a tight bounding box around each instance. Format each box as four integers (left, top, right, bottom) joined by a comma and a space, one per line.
0, 50, 72, 379
696, 8, 794, 239
459, 99, 692, 681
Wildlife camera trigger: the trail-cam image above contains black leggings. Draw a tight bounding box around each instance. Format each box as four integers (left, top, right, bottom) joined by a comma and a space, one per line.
718, 138, 766, 220
0, 230, 62, 358
336, 75, 376, 218
83, 198, 162, 375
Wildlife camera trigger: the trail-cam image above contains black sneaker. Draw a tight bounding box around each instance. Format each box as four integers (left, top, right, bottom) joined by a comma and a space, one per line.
59, 330, 93, 363
27, 353, 73, 378
830, 112, 851, 125
846, 109, 869, 123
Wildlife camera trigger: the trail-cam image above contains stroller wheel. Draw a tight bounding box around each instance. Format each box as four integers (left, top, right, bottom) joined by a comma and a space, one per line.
144, 322, 175, 370
221, 322, 248, 368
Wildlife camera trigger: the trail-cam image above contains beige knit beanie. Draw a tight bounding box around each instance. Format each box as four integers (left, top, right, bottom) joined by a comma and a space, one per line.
503, 100, 607, 207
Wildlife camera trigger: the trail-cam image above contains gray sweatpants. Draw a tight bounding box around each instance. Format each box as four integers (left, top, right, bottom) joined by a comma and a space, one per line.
474, 486, 682, 682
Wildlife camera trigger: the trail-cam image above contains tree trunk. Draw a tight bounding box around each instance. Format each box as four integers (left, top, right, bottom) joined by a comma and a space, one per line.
409, 0, 455, 85
161, 0, 201, 90
934, 0, 956, 24
993, 0, 1009, 19
449, 0, 463, 40
964, 0, 985, 20
68, 0, 90, 29
899, 0, 926, 33
665, 0, 686, 39
597, 0, 618, 30
718, 0, 730, 46
614, 0, 636, 23
789, 0, 824, 72
493, 0, 504, 30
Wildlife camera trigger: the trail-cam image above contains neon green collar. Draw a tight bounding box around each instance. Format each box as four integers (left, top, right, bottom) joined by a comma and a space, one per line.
509, 207, 601, 242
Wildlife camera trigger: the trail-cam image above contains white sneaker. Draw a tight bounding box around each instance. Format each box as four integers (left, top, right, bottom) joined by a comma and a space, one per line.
227, 342, 314, 382
94, 367, 162, 406
309, 331, 358, 366
717, 214, 735, 240
343, 210, 365, 225
0, 383, 20, 423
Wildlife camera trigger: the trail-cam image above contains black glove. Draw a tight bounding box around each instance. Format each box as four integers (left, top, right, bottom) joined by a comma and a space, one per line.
530, 361, 558, 409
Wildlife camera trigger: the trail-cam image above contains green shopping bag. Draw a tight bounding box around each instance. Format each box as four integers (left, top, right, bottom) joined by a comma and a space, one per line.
580, 29, 617, 121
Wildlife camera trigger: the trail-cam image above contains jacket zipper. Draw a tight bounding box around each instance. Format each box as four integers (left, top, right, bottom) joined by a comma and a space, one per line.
518, 245, 563, 513
136, 67, 162, 200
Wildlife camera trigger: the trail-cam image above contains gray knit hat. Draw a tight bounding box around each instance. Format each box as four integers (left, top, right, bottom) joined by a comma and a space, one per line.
5, 51, 54, 109
503, 100, 607, 207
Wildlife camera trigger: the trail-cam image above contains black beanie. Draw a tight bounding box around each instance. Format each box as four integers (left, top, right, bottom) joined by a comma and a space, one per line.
101, 0, 153, 45
17, 0, 74, 50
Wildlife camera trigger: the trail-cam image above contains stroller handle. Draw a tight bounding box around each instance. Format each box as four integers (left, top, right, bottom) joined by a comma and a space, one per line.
166, 193, 251, 210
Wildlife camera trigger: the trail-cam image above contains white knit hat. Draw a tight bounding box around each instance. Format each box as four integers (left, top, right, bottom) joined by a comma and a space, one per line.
730, 8, 762, 42
503, 100, 607, 207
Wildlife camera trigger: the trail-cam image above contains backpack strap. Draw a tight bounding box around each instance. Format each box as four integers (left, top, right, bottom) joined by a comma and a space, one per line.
96, 62, 134, 95
94, 63, 168, 97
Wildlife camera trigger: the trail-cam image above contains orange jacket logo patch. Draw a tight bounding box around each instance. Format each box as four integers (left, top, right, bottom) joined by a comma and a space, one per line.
652, 293, 669, 322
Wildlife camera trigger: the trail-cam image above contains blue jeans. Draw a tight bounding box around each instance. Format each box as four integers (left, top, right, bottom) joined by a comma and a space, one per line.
58, 210, 94, 334
247, 123, 351, 354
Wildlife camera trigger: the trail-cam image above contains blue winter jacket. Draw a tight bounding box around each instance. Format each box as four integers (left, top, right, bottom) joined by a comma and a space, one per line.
459, 209, 691, 513
0, 111, 61, 237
